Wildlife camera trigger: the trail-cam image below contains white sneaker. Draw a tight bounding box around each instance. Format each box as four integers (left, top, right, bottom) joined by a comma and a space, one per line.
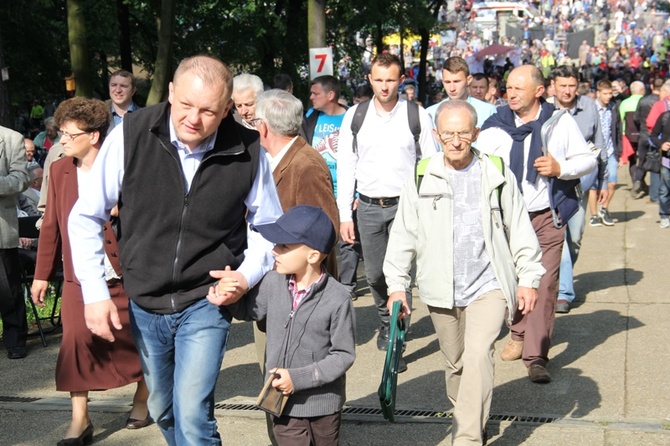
660, 217, 670, 229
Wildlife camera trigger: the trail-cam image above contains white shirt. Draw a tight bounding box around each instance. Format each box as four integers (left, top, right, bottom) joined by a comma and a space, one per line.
336, 97, 437, 222
477, 108, 596, 212
68, 117, 283, 305
266, 136, 298, 173
170, 122, 216, 191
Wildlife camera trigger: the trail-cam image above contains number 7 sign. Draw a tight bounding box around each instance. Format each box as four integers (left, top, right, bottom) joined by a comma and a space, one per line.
309, 47, 333, 79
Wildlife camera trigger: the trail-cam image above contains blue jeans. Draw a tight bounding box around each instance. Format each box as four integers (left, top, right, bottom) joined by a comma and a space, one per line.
660, 166, 670, 218
356, 200, 411, 327
558, 195, 587, 303
650, 171, 661, 202
129, 298, 231, 445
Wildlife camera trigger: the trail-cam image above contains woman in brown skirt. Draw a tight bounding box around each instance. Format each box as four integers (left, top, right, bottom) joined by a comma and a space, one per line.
31, 98, 149, 446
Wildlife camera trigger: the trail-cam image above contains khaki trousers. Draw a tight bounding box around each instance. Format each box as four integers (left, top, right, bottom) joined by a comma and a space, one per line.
429, 289, 507, 446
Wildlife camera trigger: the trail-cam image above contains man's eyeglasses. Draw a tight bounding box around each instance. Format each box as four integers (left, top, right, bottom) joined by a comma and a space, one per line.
437, 130, 474, 144
58, 130, 89, 141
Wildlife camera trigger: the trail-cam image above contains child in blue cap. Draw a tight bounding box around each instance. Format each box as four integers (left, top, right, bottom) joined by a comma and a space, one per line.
208, 205, 356, 445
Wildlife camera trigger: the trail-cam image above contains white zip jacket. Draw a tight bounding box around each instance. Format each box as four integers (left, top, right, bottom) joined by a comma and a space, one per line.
383, 149, 545, 324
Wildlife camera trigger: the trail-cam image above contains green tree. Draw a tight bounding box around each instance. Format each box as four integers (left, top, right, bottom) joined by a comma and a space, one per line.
0, 31, 12, 128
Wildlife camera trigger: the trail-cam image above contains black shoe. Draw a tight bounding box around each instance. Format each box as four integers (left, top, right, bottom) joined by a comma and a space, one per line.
555, 299, 570, 314
527, 364, 551, 384
7, 346, 26, 359
57, 422, 93, 446
376, 325, 390, 351
397, 356, 408, 373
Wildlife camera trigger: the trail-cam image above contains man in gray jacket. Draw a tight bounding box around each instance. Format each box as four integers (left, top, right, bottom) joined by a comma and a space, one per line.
384, 100, 545, 446
0, 125, 29, 359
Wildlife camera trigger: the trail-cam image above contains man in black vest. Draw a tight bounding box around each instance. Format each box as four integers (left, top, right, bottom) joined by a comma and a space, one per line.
69, 55, 282, 445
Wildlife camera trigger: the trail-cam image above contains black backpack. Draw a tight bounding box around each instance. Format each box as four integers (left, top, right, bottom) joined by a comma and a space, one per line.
350, 99, 421, 161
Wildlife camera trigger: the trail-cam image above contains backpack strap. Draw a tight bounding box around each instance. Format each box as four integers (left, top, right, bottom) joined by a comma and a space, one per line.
487, 154, 505, 206
351, 99, 422, 158
406, 100, 422, 161
350, 99, 371, 153
414, 157, 431, 192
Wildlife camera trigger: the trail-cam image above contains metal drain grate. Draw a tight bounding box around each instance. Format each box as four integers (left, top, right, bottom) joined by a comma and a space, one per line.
214, 403, 558, 425
214, 403, 257, 411
0, 396, 41, 403
488, 414, 558, 424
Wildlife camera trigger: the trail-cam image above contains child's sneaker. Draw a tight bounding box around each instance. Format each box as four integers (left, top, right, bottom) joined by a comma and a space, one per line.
660, 217, 670, 229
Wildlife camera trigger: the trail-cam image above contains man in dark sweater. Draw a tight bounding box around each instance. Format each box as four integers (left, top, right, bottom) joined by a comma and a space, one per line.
69, 55, 283, 445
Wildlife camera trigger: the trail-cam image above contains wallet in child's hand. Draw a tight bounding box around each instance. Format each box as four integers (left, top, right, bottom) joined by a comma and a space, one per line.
255, 373, 288, 417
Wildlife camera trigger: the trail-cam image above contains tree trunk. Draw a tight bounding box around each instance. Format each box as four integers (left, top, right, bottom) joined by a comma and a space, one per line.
308, 0, 326, 48
375, 20, 383, 56
146, 0, 175, 105
0, 30, 12, 129
66, 0, 93, 98
117, 0, 133, 72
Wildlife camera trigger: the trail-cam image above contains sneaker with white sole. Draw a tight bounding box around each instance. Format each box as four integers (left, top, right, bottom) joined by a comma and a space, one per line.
661, 217, 670, 229
589, 215, 603, 227
599, 208, 614, 226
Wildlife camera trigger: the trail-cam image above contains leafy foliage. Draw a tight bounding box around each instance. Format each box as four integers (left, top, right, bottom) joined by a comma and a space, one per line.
0, 0, 443, 123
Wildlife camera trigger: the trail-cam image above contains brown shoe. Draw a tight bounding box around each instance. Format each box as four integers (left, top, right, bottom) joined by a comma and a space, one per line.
126, 414, 151, 429
527, 364, 551, 383
501, 339, 523, 361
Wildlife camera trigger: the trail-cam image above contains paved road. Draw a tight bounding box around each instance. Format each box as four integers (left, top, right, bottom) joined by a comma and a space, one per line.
1, 170, 669, 445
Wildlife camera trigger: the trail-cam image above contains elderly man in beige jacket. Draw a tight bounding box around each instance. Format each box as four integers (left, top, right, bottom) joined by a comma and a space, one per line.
384, 100, 545, 446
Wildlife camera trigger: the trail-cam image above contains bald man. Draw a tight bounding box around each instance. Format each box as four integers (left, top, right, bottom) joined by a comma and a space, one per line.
69, 55, 283, 444
478, 65, 596, 384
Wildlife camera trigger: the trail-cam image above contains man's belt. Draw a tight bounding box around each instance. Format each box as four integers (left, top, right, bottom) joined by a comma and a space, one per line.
359, 194, 399, 208
528, 207, 551, 219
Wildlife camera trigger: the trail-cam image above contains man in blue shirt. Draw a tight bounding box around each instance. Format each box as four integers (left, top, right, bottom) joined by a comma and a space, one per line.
300, 75, 362, 295
107, 69, 140, 133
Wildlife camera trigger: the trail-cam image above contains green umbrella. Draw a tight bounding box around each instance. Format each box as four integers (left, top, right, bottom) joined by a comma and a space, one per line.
378, 300, 406, 422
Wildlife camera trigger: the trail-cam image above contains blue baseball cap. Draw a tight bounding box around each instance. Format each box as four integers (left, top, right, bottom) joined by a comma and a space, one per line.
253, 205, 336, 254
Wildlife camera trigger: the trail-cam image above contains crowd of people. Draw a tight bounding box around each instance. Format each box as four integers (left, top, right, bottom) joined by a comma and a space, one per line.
1, 3, 669, 446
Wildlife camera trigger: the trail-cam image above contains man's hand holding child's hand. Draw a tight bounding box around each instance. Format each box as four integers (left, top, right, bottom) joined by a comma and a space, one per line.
207, 266, 249, 306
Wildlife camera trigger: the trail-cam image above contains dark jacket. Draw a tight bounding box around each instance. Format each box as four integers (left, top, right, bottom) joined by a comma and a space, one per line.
650, 110, 670, 159
119, 103, 261, 313
635, 93, 659, 139
299, 110, 320, 144
611, 103, 624, 161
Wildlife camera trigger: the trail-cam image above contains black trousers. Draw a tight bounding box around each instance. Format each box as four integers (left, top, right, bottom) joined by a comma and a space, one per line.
0, 248, 28, 349
272, 412, 341, 446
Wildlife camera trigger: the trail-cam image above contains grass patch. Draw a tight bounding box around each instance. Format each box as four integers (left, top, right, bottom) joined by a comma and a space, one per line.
0, 284, 61, 335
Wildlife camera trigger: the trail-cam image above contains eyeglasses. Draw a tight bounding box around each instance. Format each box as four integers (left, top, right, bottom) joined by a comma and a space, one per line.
58, 130, 89, 141
437, 130, 474, 144
249, 118, 263, 127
